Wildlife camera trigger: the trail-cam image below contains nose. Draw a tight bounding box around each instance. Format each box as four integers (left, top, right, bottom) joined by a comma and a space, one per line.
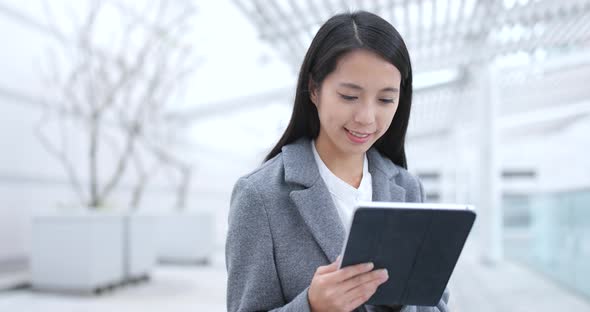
353, 101, 376, 125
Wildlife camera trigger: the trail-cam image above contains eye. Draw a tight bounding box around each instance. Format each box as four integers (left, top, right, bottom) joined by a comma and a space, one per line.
339, 94, 358, 101
379, 98, 395, 104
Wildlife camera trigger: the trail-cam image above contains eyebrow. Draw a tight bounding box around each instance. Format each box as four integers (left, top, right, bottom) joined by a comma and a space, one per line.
339, 82, 399, 93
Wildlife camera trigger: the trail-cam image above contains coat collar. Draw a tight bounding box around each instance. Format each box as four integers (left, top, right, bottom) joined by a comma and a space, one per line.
282, 137, 406, 262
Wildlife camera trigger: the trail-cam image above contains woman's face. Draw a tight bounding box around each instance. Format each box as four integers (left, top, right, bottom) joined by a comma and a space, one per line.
310, 49, 402, 157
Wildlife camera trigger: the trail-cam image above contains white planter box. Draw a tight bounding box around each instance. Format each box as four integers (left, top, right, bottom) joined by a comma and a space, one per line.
157, 212, 215, 264
31, 211, 125, 293
124, 214, 157, 280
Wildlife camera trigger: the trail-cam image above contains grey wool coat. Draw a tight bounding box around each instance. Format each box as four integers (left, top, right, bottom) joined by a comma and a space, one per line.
226, 138, 450, 312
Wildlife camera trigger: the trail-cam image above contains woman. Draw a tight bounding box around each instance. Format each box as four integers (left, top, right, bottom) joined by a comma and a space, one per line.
226, 11, 450, 312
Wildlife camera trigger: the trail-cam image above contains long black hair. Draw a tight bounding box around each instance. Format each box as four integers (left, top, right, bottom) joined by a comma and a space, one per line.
264, 11, 413, 169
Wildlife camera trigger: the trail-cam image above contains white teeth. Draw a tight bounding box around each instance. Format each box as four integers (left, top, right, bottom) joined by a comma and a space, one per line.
347, 129, 370, 138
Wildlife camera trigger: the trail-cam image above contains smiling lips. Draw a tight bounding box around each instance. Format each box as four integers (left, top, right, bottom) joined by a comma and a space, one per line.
345, 128, 374, 143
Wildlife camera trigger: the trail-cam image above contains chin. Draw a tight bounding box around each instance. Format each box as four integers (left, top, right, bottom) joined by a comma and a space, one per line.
339, 140, 372, 155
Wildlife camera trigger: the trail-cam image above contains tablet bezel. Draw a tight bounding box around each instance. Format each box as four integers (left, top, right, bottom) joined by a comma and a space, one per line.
338, 201, 475, 270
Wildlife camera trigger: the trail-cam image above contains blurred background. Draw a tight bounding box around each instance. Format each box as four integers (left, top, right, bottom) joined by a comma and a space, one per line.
0, 0, 589, 311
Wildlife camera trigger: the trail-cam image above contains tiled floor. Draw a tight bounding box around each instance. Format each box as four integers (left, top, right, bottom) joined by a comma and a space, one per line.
1, 245, 589, 312
0, 264, 227, 312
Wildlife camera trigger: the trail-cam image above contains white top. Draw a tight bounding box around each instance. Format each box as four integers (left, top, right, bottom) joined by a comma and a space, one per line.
311, 140, 373, 228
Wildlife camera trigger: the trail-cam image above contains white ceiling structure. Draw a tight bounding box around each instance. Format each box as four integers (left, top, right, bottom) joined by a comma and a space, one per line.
232, 0, 590, 72
229, 0, 590, 139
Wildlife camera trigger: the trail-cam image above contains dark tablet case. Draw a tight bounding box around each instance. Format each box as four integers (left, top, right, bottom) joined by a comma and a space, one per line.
340, 207, 476, 306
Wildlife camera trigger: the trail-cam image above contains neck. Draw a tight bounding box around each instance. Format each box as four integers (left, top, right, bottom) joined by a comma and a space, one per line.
314, 136, 364, 188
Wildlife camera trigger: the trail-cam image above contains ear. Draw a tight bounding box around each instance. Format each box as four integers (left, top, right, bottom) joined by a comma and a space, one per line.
308, 76, 319, 107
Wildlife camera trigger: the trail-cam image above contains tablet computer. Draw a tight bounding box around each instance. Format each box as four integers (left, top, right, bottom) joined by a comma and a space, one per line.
338, 201, 476, 307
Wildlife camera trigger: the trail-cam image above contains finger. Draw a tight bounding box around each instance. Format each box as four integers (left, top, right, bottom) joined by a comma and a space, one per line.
340, 269, 388, 293
345, 275, 387, 301
344, 278, 383, 306
315, 256, 342, 275
345, 295, 370, 312
327, 262, 374, 283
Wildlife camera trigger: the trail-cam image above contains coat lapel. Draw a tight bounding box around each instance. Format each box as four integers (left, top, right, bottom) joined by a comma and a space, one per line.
283, 138, 345, 262
282, 139, 406, 262
290, 183, 345, 262
367, 148, 406, 202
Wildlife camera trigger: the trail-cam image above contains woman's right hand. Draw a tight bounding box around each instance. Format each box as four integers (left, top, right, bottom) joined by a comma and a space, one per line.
308, 256, 389, 312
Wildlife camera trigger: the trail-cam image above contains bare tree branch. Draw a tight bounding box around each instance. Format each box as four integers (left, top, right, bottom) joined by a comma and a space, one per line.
34, 107, 86, 205
129, 147, 148, 210
38, 1, 198, 210
138, 134, 191, 211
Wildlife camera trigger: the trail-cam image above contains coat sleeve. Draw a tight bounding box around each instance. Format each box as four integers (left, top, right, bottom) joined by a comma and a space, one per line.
418, 178, 427, 203
226, 177, 312, 312
380, 286, 450, 312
